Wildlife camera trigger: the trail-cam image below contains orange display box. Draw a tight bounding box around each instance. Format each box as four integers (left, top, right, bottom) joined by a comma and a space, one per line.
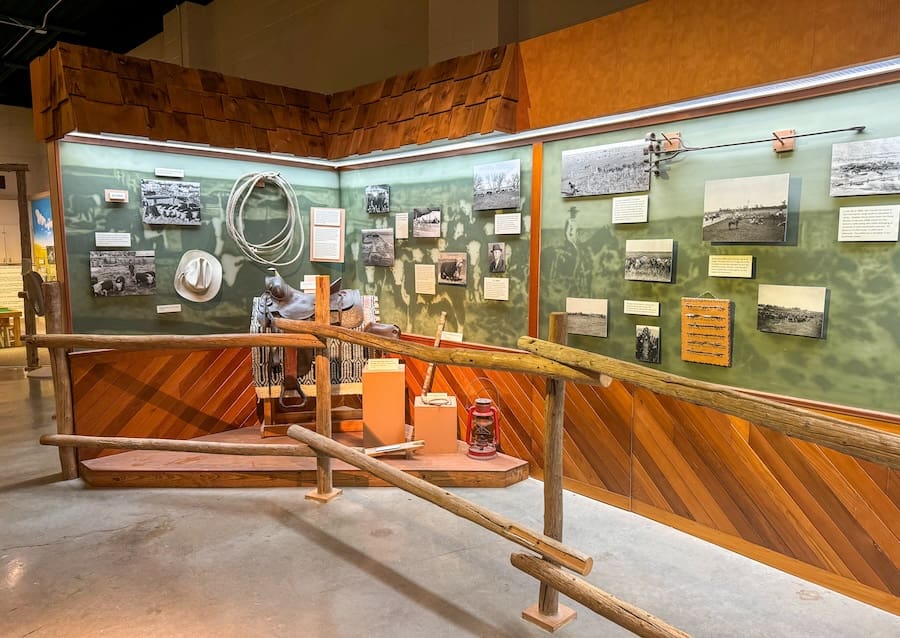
413, 396, 459, 454
362, 363, 406, 447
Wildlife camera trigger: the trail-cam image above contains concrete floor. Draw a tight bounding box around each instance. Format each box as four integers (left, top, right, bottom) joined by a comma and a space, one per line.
1, 366, 898, 638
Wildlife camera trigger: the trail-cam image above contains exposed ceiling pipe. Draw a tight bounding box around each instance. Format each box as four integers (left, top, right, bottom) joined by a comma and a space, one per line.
2, 0, 64, 59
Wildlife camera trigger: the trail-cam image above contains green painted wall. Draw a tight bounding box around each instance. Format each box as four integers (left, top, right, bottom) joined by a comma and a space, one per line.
59, 142, 340, 334
540, 83, 900, 413
339, 147, 533, 348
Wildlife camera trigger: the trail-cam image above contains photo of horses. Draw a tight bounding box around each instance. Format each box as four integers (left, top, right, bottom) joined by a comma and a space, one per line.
140, 179, 201, 225
830, 136, 900, 196
624, 239, 674, 283
361, 228, 394, 267
365, 184, 391, 213
566, 297, 608, 338
89, 250, 156, 297
757, 284, 827, 339
561, 139, 650, 197
635, 325, 660, 363
437, 252, 467, 286
701, 173, 789, 243
473, 159, 520, 211
412, 207, 442, 238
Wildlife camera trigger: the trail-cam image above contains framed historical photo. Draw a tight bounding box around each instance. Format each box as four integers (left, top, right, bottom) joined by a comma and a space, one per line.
365, 184, 391, 213
140, 179, 201, 225
360, 228, 394, 267
624, 239, 674, 283
412, 207, 442, 238
473, 159, 520, 211
310, 207, 345, 262
89, 250, 156, 297
437, 252, 467, 286
561, 139, 650, 197
701, 174, 789, 243
487, 242, 507, 273
757, 284, 827, 339
830, 136, 900, 197
566, 297, 608, 338
635, 325, 660, 363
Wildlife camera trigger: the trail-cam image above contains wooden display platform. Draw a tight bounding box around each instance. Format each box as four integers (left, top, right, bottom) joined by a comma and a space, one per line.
80, 427, 530, 488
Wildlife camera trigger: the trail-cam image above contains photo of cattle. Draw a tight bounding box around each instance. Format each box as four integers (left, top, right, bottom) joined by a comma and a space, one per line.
561, 139, 650, 197
89, 250, 156, 297
140, 179, 201, 225
624, 238, 674, 283
361, 228, 395, 267
412, 207, 442, 238
830, 136, 900, 196
635, 325, 661, 363
437, 252, 467, 286
757, 284, 827, 339
473, 159, 520, 211
566, 297, 608, 338
365, 184, 391, 213
702, 173, 789, 243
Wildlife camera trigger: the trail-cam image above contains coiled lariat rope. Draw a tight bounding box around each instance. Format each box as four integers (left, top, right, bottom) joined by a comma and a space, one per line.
225, 171, 306, 266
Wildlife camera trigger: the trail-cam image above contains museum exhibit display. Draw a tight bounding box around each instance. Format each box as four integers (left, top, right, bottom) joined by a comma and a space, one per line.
17, 8, 900, 631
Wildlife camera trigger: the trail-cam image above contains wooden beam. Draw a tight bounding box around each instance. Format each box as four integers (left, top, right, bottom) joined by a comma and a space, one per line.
28, 333, 325, 350
511, 553, 692, 638
40, 433, 318, 457
518, 337, 900, 469
528, 142, 543, 338
43, 282, 77, 479
274, 319, 611, 387
286, 424, 594, 575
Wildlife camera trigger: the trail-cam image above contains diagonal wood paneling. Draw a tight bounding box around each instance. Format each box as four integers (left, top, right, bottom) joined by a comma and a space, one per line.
70, 347, 257, 461
68, 339, 898, 611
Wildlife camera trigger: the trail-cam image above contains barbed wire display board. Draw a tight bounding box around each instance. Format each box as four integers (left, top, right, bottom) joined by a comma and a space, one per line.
680, 297, 733, 367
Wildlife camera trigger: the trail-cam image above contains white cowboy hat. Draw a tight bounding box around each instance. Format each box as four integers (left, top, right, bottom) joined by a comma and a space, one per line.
174, 249, 222, 302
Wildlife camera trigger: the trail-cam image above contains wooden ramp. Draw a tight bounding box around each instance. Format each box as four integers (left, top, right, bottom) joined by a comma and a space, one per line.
80, 427, 529, 488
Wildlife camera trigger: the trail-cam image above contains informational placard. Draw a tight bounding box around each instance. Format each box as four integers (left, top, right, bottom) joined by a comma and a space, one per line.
414, 264, 435, 295
611, 194, 649, 224
310, 207, 345, 262
104, 189, 129, 203
395, 212, 409, 239
681, 298, 733, 367
366, 358, 401, 372
156, 304, 182, 314
442, 331, 464, 342
154, 167, 184, 178
623, 300, 660, 316
483, 277, 509, 301
838, 205, 900, 242
494, 212, 522, 235
708, 255, 754, 278
95, 232, 132, 248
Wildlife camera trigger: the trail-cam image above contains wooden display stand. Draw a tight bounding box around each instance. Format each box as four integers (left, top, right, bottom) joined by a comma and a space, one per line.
413, 396, 459, 454
362, 362, 406, 447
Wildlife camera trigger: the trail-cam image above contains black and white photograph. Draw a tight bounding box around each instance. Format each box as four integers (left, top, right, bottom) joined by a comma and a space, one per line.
830, 136, 900, 196
635, 325, 660, 363
437, 252, 467, 286
757, 284, 827, 339
561, 139, 650, 197
89, 250, 156, 297
473, 159, 520, 211
140, 179, 201, 225
365, 184, 391, 213
566, 297, 608, 338
624, 238, 674, 283
701, 173, 789, 243
412, 207, 442, 238
361, 228, 395, 267
488, 242, 507, 273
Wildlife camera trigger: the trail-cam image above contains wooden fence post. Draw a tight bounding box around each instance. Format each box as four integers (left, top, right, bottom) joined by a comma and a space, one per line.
523, 311, 577, 631
43, 281, 77, 479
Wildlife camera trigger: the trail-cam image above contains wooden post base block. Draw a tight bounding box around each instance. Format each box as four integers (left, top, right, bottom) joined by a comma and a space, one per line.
305, 487, 343, 503
362, 363, 406, 447
521, 602, 577, 633
414, 396, 459, 454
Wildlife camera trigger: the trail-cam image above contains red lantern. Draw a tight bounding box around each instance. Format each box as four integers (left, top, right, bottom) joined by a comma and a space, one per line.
466, 397, 499, 459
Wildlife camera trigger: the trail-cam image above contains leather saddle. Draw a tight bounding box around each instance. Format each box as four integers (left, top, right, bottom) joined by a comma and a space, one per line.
262, 274, 364, 328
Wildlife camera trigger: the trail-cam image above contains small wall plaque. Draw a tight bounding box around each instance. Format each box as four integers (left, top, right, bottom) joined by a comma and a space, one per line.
155, 167, 185, 178
681, 297, 733, 367
104, 189, 129, 203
